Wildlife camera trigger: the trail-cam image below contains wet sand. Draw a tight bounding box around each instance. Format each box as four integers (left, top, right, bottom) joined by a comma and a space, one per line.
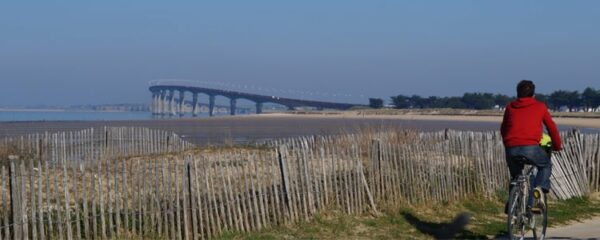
0, 113, 596, 145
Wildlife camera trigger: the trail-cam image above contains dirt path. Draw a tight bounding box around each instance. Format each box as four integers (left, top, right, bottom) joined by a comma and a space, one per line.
546, 216, 600, 239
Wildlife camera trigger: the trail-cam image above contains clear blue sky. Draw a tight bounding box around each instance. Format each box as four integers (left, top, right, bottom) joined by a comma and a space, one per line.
1, 1, 599, 106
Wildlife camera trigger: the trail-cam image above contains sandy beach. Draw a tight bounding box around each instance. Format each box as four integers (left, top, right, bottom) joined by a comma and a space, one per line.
275, 111, 600, 129
1, 112, 597, 145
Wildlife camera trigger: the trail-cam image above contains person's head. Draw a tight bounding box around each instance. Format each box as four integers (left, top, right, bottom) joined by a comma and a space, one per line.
517, 80, 535, 98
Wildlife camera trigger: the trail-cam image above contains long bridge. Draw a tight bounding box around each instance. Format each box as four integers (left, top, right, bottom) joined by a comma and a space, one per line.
149, 82, 364, 116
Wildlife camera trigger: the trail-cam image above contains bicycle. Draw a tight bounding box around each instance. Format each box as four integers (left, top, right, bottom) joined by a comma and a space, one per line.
506, 157, 548, 240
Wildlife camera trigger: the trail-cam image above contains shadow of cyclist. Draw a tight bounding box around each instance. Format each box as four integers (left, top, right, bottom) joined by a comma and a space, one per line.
402, 212, 480, 239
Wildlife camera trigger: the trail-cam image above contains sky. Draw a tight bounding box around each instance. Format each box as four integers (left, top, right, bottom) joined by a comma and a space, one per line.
1, 1, 599, 106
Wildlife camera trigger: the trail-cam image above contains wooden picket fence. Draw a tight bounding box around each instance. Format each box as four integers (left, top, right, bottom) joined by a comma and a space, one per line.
1, 127, 194, 165
0, 128, 598, 239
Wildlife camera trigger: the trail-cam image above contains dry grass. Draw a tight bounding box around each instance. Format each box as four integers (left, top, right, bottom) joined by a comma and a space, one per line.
0, 142, 36, 168
0, 143, 19, 162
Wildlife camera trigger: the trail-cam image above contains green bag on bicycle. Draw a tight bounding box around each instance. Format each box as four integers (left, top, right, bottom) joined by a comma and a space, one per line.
540, 133, 552, 156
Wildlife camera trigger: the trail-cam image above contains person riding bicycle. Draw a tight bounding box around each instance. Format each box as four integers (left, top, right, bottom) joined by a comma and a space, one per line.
501, 80, 562, 212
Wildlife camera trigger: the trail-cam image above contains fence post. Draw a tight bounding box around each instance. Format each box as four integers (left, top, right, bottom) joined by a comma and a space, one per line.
444, 128, 450, 140
370, 139, 381, 200
277, 145, 291, 219
166, 136, 171, 153
37, 138, 43, 162
105, 128, 109, 149
8, 155, 21, 240
182, 160, 191, 240
186, 161, 198, 240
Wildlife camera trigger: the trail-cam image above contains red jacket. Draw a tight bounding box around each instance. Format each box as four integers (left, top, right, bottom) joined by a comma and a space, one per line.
500, 97, 562, 150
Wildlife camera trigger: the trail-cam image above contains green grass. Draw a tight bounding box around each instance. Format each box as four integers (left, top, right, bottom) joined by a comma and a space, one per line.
216, 194, 600, 240
217, 211, 429, 240
548, 195, 600, 225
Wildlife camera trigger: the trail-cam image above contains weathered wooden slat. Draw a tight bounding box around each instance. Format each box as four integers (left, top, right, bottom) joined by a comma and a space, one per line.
19, 161, 29, 240
160, 161, 170, 238
200, 156, 215, 237
172, 159, 181, 240
28, 156, 37, 240
2, 166, 11, 240
107, 163, 115, 239
52, 151, 64, 240
121, 158, 130, 237
71, 162, 81, 240
181, 158, 190, 240
81, 164, 91, 240
192, 158, 206, 239
218, 154, 232, 232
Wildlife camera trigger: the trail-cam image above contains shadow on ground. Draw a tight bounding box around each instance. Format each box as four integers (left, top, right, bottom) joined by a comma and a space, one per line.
401, 212, 509, 239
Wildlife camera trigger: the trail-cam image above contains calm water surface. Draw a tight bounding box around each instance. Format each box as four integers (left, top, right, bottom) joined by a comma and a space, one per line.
0, 111, 215, 122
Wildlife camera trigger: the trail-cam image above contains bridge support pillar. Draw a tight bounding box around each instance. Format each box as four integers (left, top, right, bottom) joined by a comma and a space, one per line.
178, 90, 185, 117
151, 91, 158, 115
162, 90, 169, 115
156, 91, 163, 115
230, 98, 237, 115
192, 92, 199, 117
256, 102, 263, 114
209, 95, 215, 117
158, 90, 166, 115
168, 89, 176, 116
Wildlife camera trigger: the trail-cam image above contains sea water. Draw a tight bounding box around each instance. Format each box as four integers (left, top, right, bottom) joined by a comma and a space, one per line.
0, 110, 214, 122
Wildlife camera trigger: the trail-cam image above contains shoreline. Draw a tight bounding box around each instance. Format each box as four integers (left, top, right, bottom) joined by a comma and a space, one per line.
1, 110, 598, 129
0, 112, 597, 145
1, 111, 599, 129
265, 111, 600, 129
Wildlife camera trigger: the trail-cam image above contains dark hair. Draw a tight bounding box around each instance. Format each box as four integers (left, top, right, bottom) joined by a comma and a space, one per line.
517, 80, 535, 98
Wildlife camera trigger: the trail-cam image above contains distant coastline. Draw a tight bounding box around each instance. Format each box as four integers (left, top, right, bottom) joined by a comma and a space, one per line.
0, 108, 140, 113
0, 103, 150, 113
0, 108, 66, 112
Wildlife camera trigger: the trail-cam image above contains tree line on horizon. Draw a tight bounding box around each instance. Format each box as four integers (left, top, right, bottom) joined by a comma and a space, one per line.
368, 87, 600, 111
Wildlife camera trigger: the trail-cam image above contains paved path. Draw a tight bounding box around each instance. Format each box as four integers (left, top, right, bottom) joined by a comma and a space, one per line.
495, 217, 600, 239
546, 217, 600, 239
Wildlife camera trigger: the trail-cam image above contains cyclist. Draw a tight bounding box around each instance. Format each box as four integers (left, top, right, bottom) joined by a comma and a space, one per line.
501, 80, 562, 212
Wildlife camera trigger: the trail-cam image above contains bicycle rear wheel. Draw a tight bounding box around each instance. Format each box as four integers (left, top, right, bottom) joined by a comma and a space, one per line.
507, 185, 526, 239
531, 195, 548, 240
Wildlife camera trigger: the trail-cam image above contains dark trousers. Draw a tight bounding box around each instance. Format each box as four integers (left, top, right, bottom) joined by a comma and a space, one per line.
505, 145, 552, 193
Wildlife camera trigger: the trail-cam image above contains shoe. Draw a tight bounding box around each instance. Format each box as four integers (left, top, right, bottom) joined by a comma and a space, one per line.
531, 187, 545, 214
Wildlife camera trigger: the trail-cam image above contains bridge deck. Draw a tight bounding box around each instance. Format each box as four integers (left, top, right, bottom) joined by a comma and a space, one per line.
149, 84, 363, 110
